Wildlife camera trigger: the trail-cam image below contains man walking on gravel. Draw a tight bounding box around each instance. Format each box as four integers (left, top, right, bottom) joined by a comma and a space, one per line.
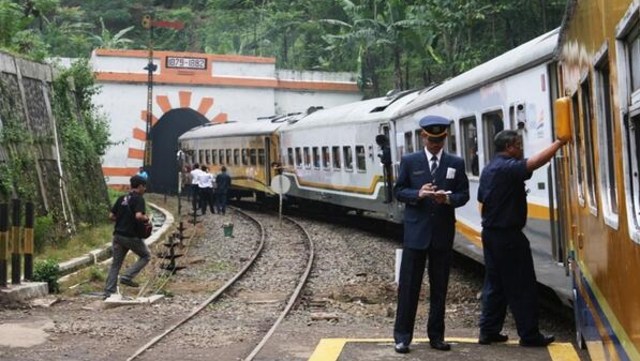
393, 115, 470, 354
103, 175, 151, 299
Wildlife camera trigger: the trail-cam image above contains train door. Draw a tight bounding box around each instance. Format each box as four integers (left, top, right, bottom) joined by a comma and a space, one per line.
264, 136, 272, 186
376, 124, 393, 204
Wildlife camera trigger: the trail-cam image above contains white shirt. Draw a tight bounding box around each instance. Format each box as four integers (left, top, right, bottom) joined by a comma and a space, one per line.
190, 168, 203, 185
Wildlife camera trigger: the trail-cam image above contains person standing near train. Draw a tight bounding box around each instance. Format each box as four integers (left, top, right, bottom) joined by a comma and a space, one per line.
393, 115, 470, 354
215, 166, 231, 215
477, 130, 567, 347
190, 163, 202, 214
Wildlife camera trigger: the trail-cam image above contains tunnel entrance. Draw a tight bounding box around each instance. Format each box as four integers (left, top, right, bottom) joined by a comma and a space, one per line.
148, 108, 208, 194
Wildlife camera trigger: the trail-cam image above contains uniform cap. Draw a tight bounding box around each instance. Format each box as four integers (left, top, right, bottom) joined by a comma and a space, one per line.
419, 115, 450, 137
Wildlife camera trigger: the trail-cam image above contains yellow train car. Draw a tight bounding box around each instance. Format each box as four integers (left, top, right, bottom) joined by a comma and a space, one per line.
557, 0, 640, 359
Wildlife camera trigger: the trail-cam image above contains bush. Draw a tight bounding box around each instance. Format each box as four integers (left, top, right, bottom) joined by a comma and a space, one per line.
33, 258, 60, 294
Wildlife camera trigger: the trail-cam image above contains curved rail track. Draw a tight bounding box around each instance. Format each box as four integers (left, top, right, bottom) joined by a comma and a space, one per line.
127, 207, 315, 361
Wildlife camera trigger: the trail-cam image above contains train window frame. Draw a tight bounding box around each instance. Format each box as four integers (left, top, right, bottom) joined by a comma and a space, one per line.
332, 146, 341, 170
312, 147, 320, 169
404, 131, 414, 153
571, 90, 586, 207
580, 76, 599, 216
446, 120, 456, 155
233, 149, 240, 165
250, 149, 257, 166
218, 149, 224, 165
241, 149, 248, 166
460, 115, 479, 177
355, 145, 366, 172
205, 150, 211, 165
287, 148, 294, 167
257, 149, 265, 166
594, 44, 620, 228
343, 146, 354, 172
481, 109, 505, 168
198, 150, 204, 165
414, 129, 422, 152
226, 149, 232, 165
212, 150, 218, 165
303, 147, 311, 169
616, 4, 640, 242
322, 146, 330, 170
295, 147, 302, 168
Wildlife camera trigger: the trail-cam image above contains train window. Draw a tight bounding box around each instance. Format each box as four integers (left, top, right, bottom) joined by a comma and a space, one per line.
404, 132, 414, 153
595, 55, 619, 223
629, 26, 640, 100
295, 147, 302, 167
226, 149, 232, 165
460, 116, 479, 176
312, 147, 320, 169
250, 149, 257, 166
287, 148, 294, 166
233, 149, 239, 165
303, 147, 311, 168
332, 146, 341, 169
482, 110, 504, 166
219, 149, 224, 164
212, 150, 217, 165
343, 146, 353, 171
257, 149, 265, 165
241, 149, 248, 165
356, 145, 366, 171
581, 79, 598, 213
199, 150, 205, 165
572, 92, 585, 205
205, 150, 211, 165
322, 146, 330, 169
447, 120, 456, 154
414, 130, 422, 151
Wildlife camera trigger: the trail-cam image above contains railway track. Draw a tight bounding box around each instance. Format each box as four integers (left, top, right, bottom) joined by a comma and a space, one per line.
127, 207, 314, 361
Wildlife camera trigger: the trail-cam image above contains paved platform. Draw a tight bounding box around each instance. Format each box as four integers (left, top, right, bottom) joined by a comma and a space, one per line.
308, 338, 580, 361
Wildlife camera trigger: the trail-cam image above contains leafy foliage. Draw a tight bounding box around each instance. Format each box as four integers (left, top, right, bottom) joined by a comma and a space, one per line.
33, 258, 61, 293
1, 0, 567, 94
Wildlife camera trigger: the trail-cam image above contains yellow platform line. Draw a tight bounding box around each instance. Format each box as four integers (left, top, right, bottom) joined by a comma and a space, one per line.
308, 338, 579, 361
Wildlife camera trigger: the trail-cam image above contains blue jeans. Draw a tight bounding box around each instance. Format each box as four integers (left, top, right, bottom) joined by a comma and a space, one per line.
104, 234, 151, 295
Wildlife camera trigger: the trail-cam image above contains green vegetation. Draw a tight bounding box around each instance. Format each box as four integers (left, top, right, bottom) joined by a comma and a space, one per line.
33, 258, 60, 293
0, 0, 567, 96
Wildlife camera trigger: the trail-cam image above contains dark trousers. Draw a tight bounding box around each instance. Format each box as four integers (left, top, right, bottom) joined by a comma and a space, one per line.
200, 187, 215, 214
191, 185, 200, 213
394, 246, 452, 345
479, 228, 540, 341
215, 192, 228, 215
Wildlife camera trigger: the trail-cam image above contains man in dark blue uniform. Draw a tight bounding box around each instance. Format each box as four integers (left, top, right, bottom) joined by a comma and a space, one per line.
477, 129, 567, 347
393, 115, 469, 353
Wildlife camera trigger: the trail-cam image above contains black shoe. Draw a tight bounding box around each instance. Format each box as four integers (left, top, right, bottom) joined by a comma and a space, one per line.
519, 334, 555, 347
102, 293, 112, 300
394, 342, 410, 354
429, 340, 451, 351
120, 278, 139, 287
478, 333, 509, 345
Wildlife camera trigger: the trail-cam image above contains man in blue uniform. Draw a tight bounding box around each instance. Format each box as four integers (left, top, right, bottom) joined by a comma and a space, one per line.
393, 115, 470, 353
477, 130, 567, 347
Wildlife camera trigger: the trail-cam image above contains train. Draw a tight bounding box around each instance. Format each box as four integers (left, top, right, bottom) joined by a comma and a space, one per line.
178, 1, 640, 358
556, 0, 640, 359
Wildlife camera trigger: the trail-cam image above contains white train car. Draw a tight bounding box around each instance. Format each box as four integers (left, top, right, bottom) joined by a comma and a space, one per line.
277, 90, 420, 221
392, 29, 563, 263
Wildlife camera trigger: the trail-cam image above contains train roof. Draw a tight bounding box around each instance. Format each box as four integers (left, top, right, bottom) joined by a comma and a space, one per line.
178, 114, 300, 140
281, 90, 420, 132
395, 28, 560, 119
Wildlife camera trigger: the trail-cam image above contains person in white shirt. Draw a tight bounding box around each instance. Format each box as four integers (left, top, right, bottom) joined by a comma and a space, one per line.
198, 165, 216, 215
190, 163, 203, 214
